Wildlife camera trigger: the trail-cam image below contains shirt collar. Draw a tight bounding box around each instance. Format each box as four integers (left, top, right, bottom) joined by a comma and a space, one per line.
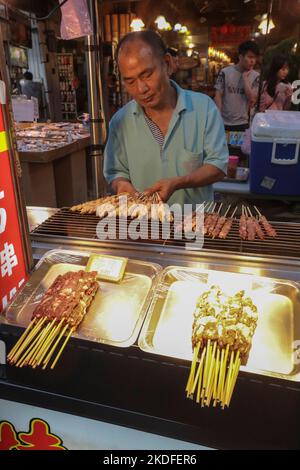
132, 80, 187, 116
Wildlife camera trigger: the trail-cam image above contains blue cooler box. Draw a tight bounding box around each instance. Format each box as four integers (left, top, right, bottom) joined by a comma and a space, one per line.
250, 111, 300, 196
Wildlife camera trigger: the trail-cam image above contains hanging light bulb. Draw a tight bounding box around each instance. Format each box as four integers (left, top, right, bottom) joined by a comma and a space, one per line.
258, 14, 275, 35
174, 23, 182, 32
130, 18, 145, 32
155, 16, 172, 31
179, 25, 188, 34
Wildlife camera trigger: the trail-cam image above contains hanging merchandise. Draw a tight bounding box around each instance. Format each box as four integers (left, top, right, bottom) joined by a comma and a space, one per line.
60, 0, 93, 40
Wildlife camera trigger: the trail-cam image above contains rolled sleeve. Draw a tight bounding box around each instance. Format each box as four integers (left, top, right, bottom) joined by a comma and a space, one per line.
203, 98, 229, 174
103, 122, 130, 184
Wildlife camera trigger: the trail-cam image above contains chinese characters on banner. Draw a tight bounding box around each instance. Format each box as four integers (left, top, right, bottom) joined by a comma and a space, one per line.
0, 102, 27, 313
211, 25, 251, 47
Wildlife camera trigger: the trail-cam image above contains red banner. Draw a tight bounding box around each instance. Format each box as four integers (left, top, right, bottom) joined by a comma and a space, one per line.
211, 25, 251, 46
0, 104, 27, 313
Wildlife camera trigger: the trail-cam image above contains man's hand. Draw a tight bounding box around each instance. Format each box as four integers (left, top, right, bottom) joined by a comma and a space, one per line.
144, 178, 178, 202
112, 178, 137, 196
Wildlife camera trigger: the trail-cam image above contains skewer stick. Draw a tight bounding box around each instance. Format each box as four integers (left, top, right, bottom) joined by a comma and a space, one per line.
196, 348, 206, 403
192, 346, 206, 396
247, 206, 253, 217
17, 321, 53, 368
186, 343, 200, 394
34, 319, 65, 367
217, 203, 223, 215
50, 327, 75, 370
224, 204, 232, 218
254, 205, 262, 217
220, 344, 230, 404
9, 318, 46, 364
213, 348, 220, 406
203, 339, 211, 391
206, 341, 217, 399
227, 355, 241, 407
223, 350, 234, 407
42, 323, 69, 369
28, 320, 56, 366
231, 206, 238, 219
7, 319, 36, 359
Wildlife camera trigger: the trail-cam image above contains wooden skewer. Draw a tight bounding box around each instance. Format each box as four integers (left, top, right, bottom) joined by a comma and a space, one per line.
42, 322, 69, 369
191, 346, 206, 396
231, 206, 238, 219
206, 341, 217, 400
34, 319, 65, 367
254, 205, 262, 217
9, 318, 46, 364
7, 319, 36, 360
217, 203, 223, 215
28, 319, 57, 366
224, 204, 232, 218
50, 327, 75, 370
186, 342, 200, 395
196, 348, 206, 403
17, 321, 53, 368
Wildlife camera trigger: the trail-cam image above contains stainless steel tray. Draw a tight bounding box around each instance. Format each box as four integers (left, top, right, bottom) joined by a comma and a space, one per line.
4, 249, 162, 348
139, 266, 300, 382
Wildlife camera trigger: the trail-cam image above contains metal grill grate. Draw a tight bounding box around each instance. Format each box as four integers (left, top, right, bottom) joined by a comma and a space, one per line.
30, 208, 300, 258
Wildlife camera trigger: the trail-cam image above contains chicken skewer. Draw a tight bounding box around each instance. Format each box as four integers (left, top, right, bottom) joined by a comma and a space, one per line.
254, 206, 277, 237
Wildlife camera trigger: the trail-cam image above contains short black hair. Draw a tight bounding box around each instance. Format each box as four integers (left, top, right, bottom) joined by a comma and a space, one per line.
238, 41, 260, 57
23, 71, 33, 80
167, 47, 178, 57
116, 30, 167, 61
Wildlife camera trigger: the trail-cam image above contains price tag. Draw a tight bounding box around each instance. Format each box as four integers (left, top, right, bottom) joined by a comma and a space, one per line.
86, 254, 128, 283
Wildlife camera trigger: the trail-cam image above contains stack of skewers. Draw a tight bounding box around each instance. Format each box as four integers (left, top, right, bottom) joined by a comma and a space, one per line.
177, 203, 277, 241
71, 192, 173, 223
186, 285, 258, 409
7, 271, 99, 370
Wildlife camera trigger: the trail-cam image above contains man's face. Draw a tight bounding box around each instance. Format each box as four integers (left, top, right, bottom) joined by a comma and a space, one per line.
118, 41, 171, 110
240, 51, 257, 71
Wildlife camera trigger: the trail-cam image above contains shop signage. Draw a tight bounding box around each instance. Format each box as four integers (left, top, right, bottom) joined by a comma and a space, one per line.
0, 95, 27, 313
211, 25, 251, 46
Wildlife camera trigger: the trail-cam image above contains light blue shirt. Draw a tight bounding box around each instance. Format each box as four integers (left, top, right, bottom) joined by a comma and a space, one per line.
104, 81, 228, 206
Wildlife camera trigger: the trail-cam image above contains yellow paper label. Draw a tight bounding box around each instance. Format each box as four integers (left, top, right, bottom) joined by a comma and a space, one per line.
86, 254, 128, 282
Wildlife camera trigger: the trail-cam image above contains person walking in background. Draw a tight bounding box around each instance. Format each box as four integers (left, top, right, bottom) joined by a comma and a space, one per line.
214, 41, 260, 132
19, 71, 43, 118
259, 54, 293, 112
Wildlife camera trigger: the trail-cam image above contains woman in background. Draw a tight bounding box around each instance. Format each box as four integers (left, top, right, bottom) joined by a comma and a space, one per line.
260, 54, 293, 112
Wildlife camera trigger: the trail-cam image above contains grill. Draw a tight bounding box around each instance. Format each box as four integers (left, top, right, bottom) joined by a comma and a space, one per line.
30, 208, 300, 259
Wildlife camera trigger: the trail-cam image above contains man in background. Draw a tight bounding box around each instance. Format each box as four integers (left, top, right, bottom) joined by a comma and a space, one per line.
19, 71, 43, 117
214, 41, 260, 132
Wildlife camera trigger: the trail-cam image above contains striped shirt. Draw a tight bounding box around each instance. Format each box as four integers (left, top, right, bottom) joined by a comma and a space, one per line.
144, 113, 164, 152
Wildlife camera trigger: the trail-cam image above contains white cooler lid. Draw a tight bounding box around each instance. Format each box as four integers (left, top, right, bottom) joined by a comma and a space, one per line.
252, 111, 300, 139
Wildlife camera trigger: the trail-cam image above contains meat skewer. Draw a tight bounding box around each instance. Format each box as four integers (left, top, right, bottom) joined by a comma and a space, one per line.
218, 206, 238, 239
204, 202, 217, 235
239, 206, 248, 240
245, 207, 256, 241
186, 285, 258, 408
207, 203, 223, 237
211, 204, 231, 239
7, 271, 99, 370
246, 207, 265, 240
254, 206, 277, 238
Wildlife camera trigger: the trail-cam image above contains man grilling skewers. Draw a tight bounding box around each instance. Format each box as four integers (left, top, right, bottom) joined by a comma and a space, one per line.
104, 30, 229, 207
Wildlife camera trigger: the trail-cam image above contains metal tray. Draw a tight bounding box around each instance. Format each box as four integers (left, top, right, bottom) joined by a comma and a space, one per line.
139, 266, 300, 382
3, 249, 162, 348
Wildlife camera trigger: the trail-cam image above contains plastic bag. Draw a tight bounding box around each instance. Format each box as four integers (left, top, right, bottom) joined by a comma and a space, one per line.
60, 0, 93, 40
